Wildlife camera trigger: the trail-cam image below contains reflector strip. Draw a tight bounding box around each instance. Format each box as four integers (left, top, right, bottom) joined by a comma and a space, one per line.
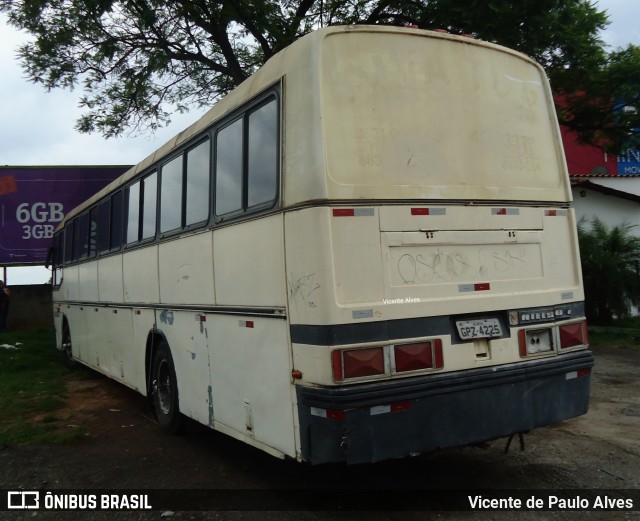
370, 405, 391, 415
411, 208, 446, 216
458, 283, 491, 292
370, 401, 412, 415
310, 407, 346, 420
239, 320, 254, 328
333, 208, 355, 217
326, 409, 347, 420
391, 401, 411, 412
492, 208, 520, 215
332, 208, 375, 217
545, 209, 568, 216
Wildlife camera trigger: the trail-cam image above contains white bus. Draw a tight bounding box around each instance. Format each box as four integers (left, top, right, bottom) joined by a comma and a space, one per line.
51, 25, 593, 464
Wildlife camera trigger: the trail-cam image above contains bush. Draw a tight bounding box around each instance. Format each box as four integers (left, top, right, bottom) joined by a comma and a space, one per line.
578, 217, 640, 324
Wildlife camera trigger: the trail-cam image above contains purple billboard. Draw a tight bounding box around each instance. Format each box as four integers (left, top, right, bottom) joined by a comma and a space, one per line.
0, 166, 130, 265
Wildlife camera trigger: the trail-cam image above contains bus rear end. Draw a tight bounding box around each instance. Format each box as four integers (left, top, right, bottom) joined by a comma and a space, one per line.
283, 27, 592, 464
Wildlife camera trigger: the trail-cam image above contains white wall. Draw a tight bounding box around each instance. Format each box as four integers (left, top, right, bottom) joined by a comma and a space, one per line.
571, 185, 640, 234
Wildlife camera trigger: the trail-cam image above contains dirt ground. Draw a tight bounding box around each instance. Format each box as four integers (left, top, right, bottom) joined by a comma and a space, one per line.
1, 344, 639, 520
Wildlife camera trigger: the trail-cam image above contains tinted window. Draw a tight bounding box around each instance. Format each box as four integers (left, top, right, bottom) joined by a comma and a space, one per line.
248, 100, 278, 207
161, 156, 183, 233
97, 199, 111, 254
215, 118, 243, 216
126, 182, 140, 243
74, 213, 90, 260
111, 191, 123, 250
88, 207, 98, 258
53, 232, 63, 285
186, 140, 210, 225
142, 172, 157, 240
64, 222, 74, 264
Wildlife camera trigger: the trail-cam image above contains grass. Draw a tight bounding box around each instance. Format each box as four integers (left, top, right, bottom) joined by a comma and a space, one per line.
0, 329, 86, 445
588, 316, 640, 349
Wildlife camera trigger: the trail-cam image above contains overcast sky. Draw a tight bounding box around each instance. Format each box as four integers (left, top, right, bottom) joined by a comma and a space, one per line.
1, 0, 639, 284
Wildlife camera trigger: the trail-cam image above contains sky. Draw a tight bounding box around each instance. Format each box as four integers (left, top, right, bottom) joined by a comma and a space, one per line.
1, 0, 639, 284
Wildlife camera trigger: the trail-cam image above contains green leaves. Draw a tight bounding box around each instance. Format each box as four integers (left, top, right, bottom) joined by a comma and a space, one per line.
578, 218, 640, 324
1, 0, 637, 144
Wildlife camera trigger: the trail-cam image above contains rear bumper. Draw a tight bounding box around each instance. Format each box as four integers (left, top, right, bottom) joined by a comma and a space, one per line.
296, 350, 594, 464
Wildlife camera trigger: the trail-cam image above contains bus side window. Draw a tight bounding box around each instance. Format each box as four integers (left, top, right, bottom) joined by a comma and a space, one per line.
52, 232, 63, 286
141, 172, 158, 240
97, 199, 111, 254
126, 182, 141, 244
186, 140, 210, 226
247, 99, 278, 208
64, 220, 74, 264
215, 118, 243, 216
111, 191, 123, 251
74, 213, 90, 260
88, 206, 98, 258
161, 155, 183, 233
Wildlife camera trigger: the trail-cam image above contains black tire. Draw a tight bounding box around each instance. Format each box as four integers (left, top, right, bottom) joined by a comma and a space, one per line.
152, 342, 185, 434
61, 320, 78, 369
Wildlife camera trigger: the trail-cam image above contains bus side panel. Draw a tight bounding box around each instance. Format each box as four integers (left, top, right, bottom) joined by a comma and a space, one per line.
63, 264, 80, 302
213, 215, 287, 307
89, 306, 139, 389
158, 232, 215, 306
123, 246, 160, 304
98, 255, 124, 303
52, 294, 63, 349
284, 208, 334, 326
208, 314, 296, 458
64, 304, 88, 361
157, 310, 212, 423
78, 259, 99, 302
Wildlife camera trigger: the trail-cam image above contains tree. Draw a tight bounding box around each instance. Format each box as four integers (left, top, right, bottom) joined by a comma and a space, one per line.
1, 0, 637, 145
578, 218, 640, 324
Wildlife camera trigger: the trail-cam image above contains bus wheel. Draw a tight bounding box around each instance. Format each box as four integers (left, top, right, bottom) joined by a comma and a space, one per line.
62, 321, 77, 369
152, 342, 185, 434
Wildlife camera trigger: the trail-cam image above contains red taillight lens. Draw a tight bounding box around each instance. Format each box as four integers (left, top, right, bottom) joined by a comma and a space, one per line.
333, 340, 444, 381
434, 339, 444, 369
394, 342, 433, 372
559, 321, 588, 349
342, 347, 385, 379
332, 350, 344, 382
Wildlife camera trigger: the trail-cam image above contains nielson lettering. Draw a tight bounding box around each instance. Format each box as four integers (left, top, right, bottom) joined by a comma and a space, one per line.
468, 495, 522, 509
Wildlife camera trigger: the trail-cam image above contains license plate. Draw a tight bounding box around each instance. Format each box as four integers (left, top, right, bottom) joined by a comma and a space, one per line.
456, 318, 503, 340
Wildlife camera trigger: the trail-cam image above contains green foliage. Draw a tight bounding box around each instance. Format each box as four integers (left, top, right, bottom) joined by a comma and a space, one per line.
0, 329, 84, 444
578, 218, 640, 325
1, 0, 637, 146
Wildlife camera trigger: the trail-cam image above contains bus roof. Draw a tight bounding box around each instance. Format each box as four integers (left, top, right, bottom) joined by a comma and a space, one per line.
61, 25, 564, 225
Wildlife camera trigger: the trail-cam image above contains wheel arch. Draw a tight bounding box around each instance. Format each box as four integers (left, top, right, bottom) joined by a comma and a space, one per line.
146, 328, 168, 396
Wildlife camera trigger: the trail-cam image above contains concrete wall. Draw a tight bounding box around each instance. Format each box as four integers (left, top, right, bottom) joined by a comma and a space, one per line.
5, 284, 53, 331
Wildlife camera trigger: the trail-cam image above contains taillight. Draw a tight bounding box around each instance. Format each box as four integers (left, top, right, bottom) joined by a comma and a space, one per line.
518, 328, 553, 357
559, 321, 589, 349
343, 347, 385, 378
332, 340, 444, 381
394, 340, 443, 372
333, 347, 385, 381
394, 342, 432, 371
